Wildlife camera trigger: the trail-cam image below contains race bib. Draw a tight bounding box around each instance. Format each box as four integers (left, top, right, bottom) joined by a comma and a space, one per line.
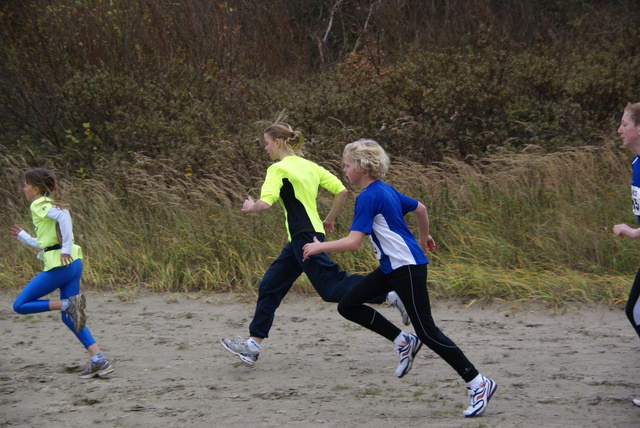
632, 185, 640, 215
368, 235, 382, 260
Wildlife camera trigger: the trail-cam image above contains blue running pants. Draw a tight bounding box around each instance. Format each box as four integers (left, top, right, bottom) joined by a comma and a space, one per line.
13, 259, 96, 348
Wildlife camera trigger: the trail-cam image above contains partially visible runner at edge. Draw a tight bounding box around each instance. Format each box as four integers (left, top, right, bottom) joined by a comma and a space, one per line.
612, 101, 640, 408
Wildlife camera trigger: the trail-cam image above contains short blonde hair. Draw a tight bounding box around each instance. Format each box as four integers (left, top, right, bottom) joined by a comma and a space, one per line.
625, 102, 640, 126
343, 138, 390, 179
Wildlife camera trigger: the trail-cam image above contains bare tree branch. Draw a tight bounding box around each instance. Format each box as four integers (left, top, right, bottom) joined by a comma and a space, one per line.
353, 0, 383, 53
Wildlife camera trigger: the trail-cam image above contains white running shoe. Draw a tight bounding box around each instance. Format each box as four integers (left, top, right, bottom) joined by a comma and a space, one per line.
79, 358, 114, 379
394, 333, 422, 378
633, 398, 640, 407
387, 292, 410, 326
220, 337, 259, 366
463, 375, 497, 417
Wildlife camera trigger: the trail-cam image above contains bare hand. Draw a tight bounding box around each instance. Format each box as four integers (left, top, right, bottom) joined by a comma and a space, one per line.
323, 220, 334, 234
10, 225, 22, 239
613, 223, 638, 238
420, 235, 436, 252
241, 196, 255, 213
302, 236, 323, 261
60, 253, 73, 265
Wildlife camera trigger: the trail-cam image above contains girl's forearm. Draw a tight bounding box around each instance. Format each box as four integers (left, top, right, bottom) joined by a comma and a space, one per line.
318, 231, 366, 254
320, 237, 359, 253
414, 202, 430, 237
325, 189, 348, 223
17, 230, 41, 249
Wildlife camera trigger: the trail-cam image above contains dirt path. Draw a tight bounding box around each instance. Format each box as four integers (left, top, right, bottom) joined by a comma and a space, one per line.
1, 292, 639, 427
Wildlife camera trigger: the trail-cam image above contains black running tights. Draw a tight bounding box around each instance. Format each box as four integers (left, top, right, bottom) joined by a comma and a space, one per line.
337, 264, 479, 383
626, 268, 640, 341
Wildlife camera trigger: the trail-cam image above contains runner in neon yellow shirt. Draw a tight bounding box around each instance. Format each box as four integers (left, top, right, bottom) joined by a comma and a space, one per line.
11, 168, 115, 379
221, 120, 408, 366
28, 195, 83, 271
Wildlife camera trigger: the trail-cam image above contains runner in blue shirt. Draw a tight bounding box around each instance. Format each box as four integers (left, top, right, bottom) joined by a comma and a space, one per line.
612, 102, 640, 408
303, 138, 496, 418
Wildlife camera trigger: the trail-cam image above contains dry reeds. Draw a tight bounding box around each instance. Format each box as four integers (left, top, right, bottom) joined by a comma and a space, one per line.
1, 144, 634, 306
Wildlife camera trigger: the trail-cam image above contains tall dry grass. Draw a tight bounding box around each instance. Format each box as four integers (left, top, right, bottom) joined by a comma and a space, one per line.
1, 143, 635, 306
382, 143, 634, 305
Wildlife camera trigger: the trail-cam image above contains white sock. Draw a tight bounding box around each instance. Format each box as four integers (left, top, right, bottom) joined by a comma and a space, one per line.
247, 338, 260, 352
91, 352, 105, 363
393, 332, 408, 347
467, 374, 483, 389
386, 291, 397, 303
61, 299, 69, 311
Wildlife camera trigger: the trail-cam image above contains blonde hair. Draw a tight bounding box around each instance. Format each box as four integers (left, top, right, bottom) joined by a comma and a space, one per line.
625, 102, 640, 126
264, 121, 304, 156
343, 138, 390, 179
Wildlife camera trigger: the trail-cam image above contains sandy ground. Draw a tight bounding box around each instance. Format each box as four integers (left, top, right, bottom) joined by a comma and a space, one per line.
1, 291, 640, 428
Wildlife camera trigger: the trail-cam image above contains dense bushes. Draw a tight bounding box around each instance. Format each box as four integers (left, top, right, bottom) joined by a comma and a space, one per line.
2, 1, 640, 303
2, 1, 639, 177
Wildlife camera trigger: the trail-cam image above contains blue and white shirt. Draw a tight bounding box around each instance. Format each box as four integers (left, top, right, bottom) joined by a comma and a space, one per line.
632, 155, 640, 224
350, 180, 428, 274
